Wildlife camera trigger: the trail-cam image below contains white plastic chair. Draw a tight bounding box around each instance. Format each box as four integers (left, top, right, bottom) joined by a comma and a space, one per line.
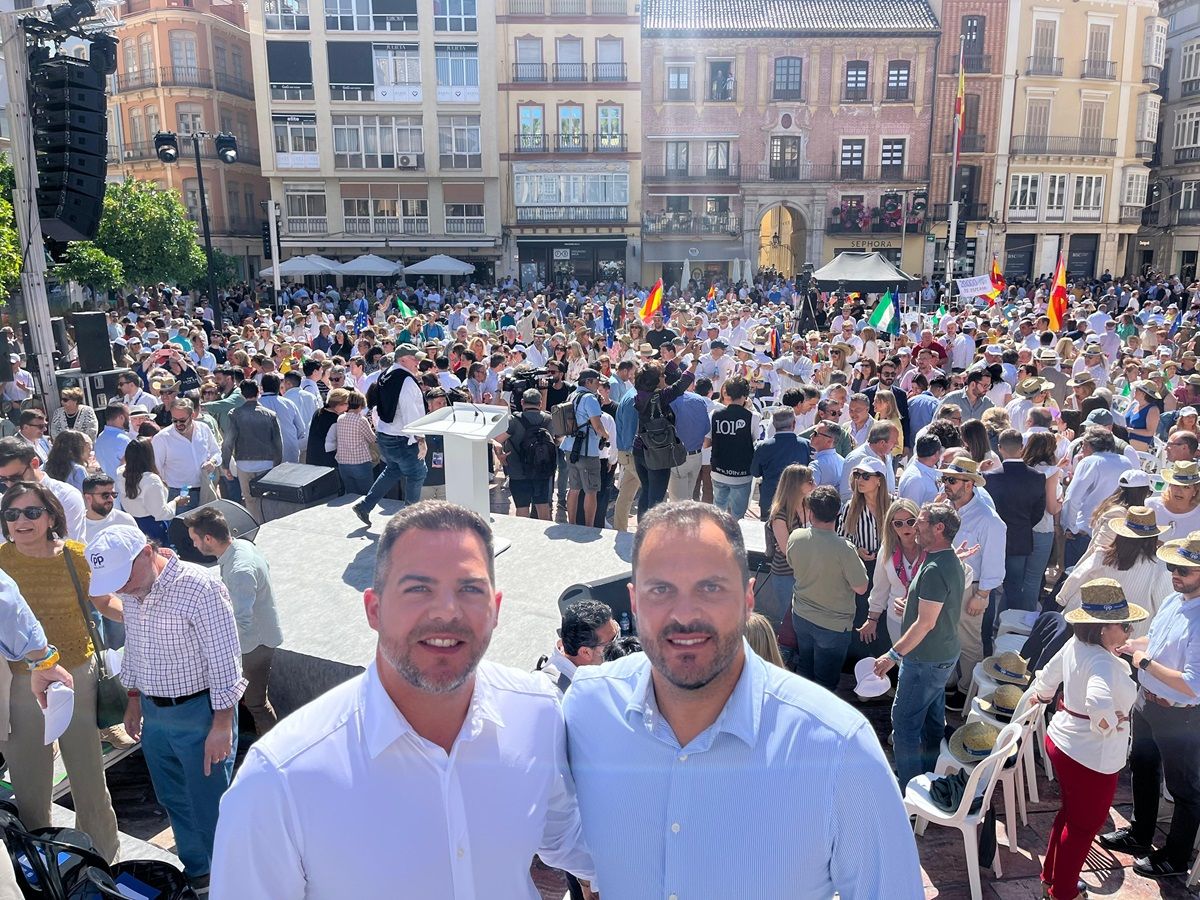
993, 633, 1027, 656
965, 690, 1044, 821
906, 723, 1021, 900
962, 662, 1001, 715
996, 609, 1037, 640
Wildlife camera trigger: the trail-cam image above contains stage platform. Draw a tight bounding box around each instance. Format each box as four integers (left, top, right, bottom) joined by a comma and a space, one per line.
258, 497, 769, 715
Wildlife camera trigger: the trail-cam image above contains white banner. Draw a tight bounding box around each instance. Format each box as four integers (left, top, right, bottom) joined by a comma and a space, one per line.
955, 274, 994, 298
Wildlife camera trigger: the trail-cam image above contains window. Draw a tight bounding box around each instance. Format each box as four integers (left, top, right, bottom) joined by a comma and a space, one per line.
1025, 98, 1051, 149
665, 141, 688, 173
1123, 171, 1148, 206
885, 61, 910, 101
963, 15, 985, 53
1032, 18, 1057, 63
1183, 41, 1200, 83
445, 203, 483, 225
517, 106, 545, 150
325, 0, 417, 32
844, 61, 869, 102
513, 173, 628, 206
272, 114, 319, 167
283, 183, 326, 228
770, 135, 800, 177
596, 105, 622, 149
169, 31, 198, 70
556, 38, 584, 81
176, 103, 203, 135
665, 196, 690, 213
772, 57, 802, 100
557, 105, 583, 150
123, 40, 137, 75
214, 42, 228, 75
881, 138, 905, 177
435, 44, 479, 101
840, 138, 865, 177
666, 64, 691, 101
705, 141, 729, 175
266, 0, 310, 30
129, 108, 145, 145
267, 41, 314, 100
514, 38, 543, 81
342, 185, 408, 232
139, 34, 153, 70
220, 111, 235, 135
332, 115, 424, 168
145, 105, 159, 136
434, 0, 475, 31
1080, 100, 1105, 151
1009, 174, 1040, 212
1175, 108, 1200, 148
232, 48, 245, 80
1085, 23, 1110, 62
707, 60, 734, 101
227, 189, 241, 221
438, 115, 481, 168
1073, 175, 1103, 215
374, 44, 421, 87
705, 196, 729, 215
595, 38, 623, 81
1182, 180, 1200, 210
1143, 18, 1166, 69
1045, 173, 1067, 217
181, 179, 210, 220
1136, 93, 1160, 143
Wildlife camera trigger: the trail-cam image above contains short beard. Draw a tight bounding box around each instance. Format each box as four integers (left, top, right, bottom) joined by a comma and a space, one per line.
644, 616, 746, 692
378, 625, 489, 695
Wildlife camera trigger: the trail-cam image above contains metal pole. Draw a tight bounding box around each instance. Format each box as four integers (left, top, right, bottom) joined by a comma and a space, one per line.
1, 14, 60, 416
267, 199, 282, 309
192, 132, 221, 329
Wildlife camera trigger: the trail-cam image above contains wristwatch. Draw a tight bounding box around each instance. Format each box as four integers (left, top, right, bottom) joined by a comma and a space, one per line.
1138, 655, 1152, 671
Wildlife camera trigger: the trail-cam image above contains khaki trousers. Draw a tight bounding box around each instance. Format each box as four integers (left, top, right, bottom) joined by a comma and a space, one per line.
613, 450, 641, 532
237, 469, 265, 522
668, 452, 703, 502
1, 659, 120, 863
241, 645, 278, 735
953, 595, 987, 693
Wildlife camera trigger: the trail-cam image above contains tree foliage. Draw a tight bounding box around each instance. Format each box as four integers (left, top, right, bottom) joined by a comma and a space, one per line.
207, 248, 242, 289
52, 242, 124, 292
94, 178, 206, 287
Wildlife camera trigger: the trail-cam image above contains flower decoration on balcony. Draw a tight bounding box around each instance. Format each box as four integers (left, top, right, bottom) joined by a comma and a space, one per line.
880, 204, 903, 229
857, 205, 874, 231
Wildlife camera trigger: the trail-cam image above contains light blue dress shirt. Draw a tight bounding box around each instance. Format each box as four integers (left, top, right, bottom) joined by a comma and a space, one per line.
560, 389, 603, 457
564, 645, 923, 900
0, 570, 47, 661
259, 393, 308, 463
94, 425, 132, 480
811, 447, 845, 489
1141, 592, 1200, 706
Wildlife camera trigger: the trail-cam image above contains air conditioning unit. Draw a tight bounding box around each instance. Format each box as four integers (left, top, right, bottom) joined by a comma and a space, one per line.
398, 155, 418, 169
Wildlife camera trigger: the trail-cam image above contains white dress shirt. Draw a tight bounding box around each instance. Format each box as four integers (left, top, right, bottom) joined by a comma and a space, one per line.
376, 365, 428, 440
210, 661, 595, 899
151, 421, 220, 489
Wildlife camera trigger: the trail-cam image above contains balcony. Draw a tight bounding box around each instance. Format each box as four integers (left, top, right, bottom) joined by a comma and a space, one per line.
346, 217, 402, 234
1178, 147, 1200, 162
929, 202, 990, 221
950, 53, 991, 74
445, 217, 486, 234
1026, 55, 1063, 76
553, 62, 587, 82
116, 69, 158, 92
287, 217, 327, 234
113, 141, 159, 162
592, 62, 626, 82
884, 86, 911, 102
159, 66, 212, 89
840, 86, 872, 104
507, 0, 542, 10
592, 0, 626, 11
1143, 65, 1162, 86
514, 132, 547, 152
1183, 79, 1200, 98
664, 87, 693, 102
553, 132, 586, 152
642, 212, 741, 235
593, 132, 627, 151
549, 0, 584, 12
769, 81, 804, 101
1178, 209, 1200, 226
827, 215, 925, 235
512, 62, 547, 82
943, 132, 986, 153
515, 205, 627, 223
643, 163, 739, 182
1136, 140, 1156, 159
1120, 204, 1143, 224
1081, 58, 1116, 80
706, 83, 736, 102
1011, 134, 1116, 157
214, 71, 254, 99
740, 163, 929, 183
1073, 206, 1102, 222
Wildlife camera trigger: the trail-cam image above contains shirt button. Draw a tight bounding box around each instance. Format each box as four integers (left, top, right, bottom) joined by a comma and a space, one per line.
669, 894, 678, 900
678, 754, 688, 761
671, 822, 681, 833
456, 848, 464, 859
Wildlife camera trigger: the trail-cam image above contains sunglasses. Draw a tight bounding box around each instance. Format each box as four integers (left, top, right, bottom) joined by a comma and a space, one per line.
0, 471, 31, 485
940, 476, 967, 485
86, 491, 118, 500
172, 417, 191, 425
1167, 564, 1197, 575
2, 507, 48, 522
855, 471, 881, 479
892, 517, 917, 528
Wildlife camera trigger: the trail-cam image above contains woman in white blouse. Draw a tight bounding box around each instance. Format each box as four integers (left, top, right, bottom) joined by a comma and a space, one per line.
864, 498, 922, 645
1032, 578, 1146, 900
117, 437, 186, 545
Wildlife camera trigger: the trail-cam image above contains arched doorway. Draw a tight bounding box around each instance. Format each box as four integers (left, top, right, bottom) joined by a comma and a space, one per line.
757, 204, 807, 279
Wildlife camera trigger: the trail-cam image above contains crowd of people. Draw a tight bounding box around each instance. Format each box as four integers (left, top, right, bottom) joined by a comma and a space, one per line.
0, 265, 1195, 897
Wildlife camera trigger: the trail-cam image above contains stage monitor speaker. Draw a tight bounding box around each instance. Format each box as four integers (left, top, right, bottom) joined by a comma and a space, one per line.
72, 312, 113, 373
170, 499, 260, 565
250, 463, 339, 504
557, 573, 633, 630
0, 335, 13, 383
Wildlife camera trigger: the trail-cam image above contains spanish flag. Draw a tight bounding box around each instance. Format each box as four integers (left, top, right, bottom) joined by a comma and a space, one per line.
640, 277, 664, 322
985, 255, 1005, 307
1047, 250, 1068, 332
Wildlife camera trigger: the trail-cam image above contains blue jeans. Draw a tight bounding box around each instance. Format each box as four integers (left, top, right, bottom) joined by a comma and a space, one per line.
1063, 531, 1091, 572
712, 481, 751, 520
1002, 553, 1033, 613
892, 656, 957, 790
757, 574, 793, 631
339, 461, 375, 496
362, 433, 427, 511
791, 612, 852, 692
140, 694, 237, 878
634, 451, 670, 516
1027, 530, 1055, 612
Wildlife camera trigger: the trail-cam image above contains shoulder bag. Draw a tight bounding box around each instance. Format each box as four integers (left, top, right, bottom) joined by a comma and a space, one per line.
63, 551, 128, 730
639, 391, 686, 471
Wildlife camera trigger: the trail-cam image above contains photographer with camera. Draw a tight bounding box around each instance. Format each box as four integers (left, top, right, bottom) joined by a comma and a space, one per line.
560, 369, 610, 527
493, 389, 556, 519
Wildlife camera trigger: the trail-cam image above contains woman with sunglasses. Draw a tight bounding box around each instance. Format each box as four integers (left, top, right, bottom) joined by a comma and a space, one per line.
1032, 579, 1146, 900
862, 498, 922, 647
761, 463, 814, 629
838, 457, 889, 657
0, 483, 120, 861
49, 387, 97, 441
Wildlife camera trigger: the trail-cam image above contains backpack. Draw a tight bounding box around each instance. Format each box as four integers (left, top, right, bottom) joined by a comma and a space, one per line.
550, 394, 581, 438
514, 414, 558, 477
639, 390, 686, 470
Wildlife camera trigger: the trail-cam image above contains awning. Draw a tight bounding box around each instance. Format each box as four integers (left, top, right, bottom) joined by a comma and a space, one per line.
337, 254, 403, 276
811, 251, 917, 292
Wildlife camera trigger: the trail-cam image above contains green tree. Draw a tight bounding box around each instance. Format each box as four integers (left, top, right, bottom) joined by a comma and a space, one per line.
94, 178, 206, 286
0, 160, 24, 300
207, 248, 243, 289
51, 242, 124, 293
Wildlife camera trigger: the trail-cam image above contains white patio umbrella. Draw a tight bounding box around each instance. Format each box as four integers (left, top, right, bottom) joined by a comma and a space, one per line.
304, 255, 343, 275
337, 254, 403, 277
258, 255, 332, 278
730, 258, 741, 283
403, 254, 475, 276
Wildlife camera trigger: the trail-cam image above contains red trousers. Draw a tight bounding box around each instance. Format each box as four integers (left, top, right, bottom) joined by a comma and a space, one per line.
1042, 735, 1119, 900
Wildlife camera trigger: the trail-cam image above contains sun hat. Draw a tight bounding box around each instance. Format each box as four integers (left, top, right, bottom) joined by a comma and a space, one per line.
151, 375, 178, 392
1133, 379, 1162, 400
1186, 374, 1200, 387
85, 525, 150, 597
832, 342, 855, 356
1067, 371, 1096, 388
638, 343, 655, 357
937, 456, 986, 487
1016, 377, 1052, 398
980, 650, 1030, 685
1110, 506, 1170, 540
1163, 460, 1200, 487
1158, 530, 1200, 568
737, 342, 758, 355
853, 657, 890, 700
948, 721, 1001, 766
394, 344, 426, 360
1063, 577, 1149, 626
976, 684, 1024, 721
852, 456, 888, 477
1036, 348, 1059, 363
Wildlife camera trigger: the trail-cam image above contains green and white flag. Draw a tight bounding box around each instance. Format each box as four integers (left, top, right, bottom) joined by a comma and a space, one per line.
867, 290, 901, 336
396, 297, 417, 318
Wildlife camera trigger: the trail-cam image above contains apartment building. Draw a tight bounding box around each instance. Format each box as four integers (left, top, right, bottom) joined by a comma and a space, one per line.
990, 0, 1163, 280
247, 0, 502, 277
1140, 0, 1200, 282
496, 0, 641, 287
639, 0, 939, 287
106, 0, 268, 277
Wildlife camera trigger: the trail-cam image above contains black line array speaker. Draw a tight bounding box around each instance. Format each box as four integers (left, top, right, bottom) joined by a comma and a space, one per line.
72, 311, 113, 373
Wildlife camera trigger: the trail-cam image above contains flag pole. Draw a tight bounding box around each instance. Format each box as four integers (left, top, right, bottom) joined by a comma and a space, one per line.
946, 33, 966, 308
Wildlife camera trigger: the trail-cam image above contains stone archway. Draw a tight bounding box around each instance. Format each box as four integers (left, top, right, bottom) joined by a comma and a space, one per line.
757, 203, 808, 278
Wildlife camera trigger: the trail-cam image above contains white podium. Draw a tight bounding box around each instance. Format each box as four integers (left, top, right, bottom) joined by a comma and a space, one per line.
405, 403, 511, 550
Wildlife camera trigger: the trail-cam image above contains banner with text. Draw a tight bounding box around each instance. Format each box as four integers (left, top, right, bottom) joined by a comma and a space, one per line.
955, 274, 994, 298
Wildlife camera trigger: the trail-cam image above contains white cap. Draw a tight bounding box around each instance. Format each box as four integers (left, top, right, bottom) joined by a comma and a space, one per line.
85, 525, 149, 596
853, 657, 890, 699
1118, 470, 1151, 489
852, 456, 888, 477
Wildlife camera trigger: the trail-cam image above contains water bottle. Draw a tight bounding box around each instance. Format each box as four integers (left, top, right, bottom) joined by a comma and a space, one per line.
179, 485, 191, 508
619, 611, 631, 636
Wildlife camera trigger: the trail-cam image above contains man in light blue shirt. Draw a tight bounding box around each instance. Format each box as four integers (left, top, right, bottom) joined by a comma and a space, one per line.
810, 422, 845, 489
1061, 428, 1133, 569
560, 370, 609, 527
564, 501, 922, 900
898, 434, 943, 507
258, 374, 308, 464
94, 403, 133, 480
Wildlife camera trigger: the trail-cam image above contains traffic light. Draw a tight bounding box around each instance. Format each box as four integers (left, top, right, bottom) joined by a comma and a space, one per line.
911, 191, 928, 214
881, 192, 902, 213
262, 221, 273, 260
30, 56, 108, 242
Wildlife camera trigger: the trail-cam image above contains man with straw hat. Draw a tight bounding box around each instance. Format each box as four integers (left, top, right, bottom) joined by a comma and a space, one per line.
1098, 532, 1200, 879
1061, 428, 1133, 570
1028, 578, 1146, 899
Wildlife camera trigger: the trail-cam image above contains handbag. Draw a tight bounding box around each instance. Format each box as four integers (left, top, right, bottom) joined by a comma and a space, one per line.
63, 552, 128, 730
639, 391, 687, 471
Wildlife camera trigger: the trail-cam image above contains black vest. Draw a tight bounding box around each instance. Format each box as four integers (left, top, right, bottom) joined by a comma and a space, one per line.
710, 404, 754, 478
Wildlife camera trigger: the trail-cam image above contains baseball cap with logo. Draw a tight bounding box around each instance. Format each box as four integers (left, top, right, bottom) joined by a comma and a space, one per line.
85, 525, 149, 597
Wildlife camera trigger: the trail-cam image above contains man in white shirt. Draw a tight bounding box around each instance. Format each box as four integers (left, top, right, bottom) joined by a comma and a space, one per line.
0, 438, 85, 541
117, 372, 157, 413
210, 502, 596, 898
776, 336, 815, 388
81, 473, 137, 545
151, 398, 220, 509
2, 354, 34, 418
526, 331, 550, 368
898, 434, 944, 507
694, 340, 735, 394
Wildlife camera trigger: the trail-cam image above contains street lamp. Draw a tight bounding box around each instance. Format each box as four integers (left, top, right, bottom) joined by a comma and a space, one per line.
154, 130, 239, 327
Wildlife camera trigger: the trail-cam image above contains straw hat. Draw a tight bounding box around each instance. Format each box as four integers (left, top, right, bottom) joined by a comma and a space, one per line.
1110, 506, 1170, 540
1015, 376, 1052, 398
980, 650, 1030, 685
638, 343, 655, 358
977, 684, 1024, 720
1163, 461, 1200, 487
1067, 371, 1096, 388
1157, 530, 1200, 568
937, 456, 986, 487
1064, 577, 1149, 625
151, 375, 178, 392
948, 721, 1001, 766
832, 342, 856, 356
1186, 374, 1200, 387
1133, 379, 1162, 400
